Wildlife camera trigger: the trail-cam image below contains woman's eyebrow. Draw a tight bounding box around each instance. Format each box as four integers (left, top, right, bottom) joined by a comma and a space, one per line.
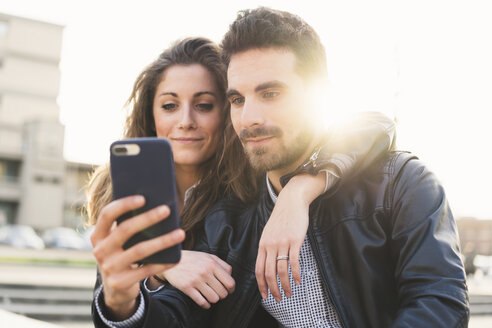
194, 91, 217, 97
157, 92, 178, 97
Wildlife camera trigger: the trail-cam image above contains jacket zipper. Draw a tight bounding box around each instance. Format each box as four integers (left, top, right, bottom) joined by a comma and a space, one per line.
308, 227, 347, 328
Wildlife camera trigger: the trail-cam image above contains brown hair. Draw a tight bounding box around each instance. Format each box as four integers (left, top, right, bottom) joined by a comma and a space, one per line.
221, 7, 328, 83
85, 37, 258, 249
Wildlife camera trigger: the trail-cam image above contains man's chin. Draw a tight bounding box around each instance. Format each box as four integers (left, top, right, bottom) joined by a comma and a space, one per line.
244, 150, 268, 171
246, 151, 287, 172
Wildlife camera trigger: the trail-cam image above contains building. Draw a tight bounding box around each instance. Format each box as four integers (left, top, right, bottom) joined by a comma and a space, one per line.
457, 217, 492, 256
0, 12, 93, 230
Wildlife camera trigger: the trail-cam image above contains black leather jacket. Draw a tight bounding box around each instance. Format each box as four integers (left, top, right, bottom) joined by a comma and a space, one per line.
123, 151, 469, 327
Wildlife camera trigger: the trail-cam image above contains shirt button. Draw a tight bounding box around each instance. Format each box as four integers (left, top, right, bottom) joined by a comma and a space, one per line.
318, 319, 323, 325
308, 270, 315, 277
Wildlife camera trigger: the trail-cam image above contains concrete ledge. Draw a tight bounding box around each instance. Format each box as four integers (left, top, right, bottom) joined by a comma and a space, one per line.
0, 309, 63, 327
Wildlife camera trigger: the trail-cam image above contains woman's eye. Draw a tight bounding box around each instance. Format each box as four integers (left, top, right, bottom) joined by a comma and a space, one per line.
197, 103, 214, 111
162, 103, 176, 111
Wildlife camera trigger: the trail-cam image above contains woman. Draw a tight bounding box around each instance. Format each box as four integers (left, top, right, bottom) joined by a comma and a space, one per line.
88, 37, 394, 323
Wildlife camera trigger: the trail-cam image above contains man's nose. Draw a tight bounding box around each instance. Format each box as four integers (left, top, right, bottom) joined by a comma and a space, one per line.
240, 99, 265, 128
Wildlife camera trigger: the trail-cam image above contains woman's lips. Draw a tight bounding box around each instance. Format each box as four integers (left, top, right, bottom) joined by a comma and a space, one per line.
172, 137, 204, 144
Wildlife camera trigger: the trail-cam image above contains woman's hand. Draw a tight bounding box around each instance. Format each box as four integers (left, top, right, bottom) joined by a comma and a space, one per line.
91, 195, 185, 320
255, 173, 329, 302
151, 250, 235, 309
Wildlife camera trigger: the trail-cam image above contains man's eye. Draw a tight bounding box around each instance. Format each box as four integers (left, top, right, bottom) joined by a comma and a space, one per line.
197, 103, 214, 111
162, 103, 176, 111
230, 97, 245, 105
264, 91, 280, 98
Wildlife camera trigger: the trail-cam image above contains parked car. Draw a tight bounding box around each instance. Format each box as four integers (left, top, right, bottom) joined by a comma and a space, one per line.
42, 227, 88, 250
474, 254, 492, 276
81, 225, 95, 250
0, 224, 45, 249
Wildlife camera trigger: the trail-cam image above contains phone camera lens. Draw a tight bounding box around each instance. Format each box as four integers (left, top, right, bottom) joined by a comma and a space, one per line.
113, 146, 128, 155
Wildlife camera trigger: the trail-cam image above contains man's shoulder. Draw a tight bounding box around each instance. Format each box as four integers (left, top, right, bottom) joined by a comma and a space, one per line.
358, 150, 421, 179
384, 151, 419, 173
330, 151, 427, 204
383, 151, 438, 185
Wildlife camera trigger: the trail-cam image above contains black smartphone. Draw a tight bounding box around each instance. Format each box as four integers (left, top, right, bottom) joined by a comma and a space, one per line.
110, 137, 181, 264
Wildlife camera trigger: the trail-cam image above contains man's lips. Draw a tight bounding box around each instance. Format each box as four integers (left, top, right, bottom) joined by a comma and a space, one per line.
243, 136, 274, 146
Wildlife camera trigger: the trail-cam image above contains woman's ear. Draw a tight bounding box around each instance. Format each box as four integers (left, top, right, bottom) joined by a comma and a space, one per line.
150, 119, 157, 133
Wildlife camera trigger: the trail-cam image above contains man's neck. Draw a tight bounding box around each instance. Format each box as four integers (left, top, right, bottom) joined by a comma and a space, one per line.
267, 138, 320, 194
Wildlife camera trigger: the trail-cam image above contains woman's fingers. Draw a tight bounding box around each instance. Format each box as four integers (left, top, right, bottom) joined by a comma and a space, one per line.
211, 266, 235, 295
192, 255, 234, 303
160, 251, 236, 308
210, 254, 233, 275
109, 205, 171, 248
94, 204, 171, 261
185, 288, 211, 310
91, 195, 145, 246
197, 281, 222, 305
113, 228, 185, 272
99, 228, 184, 278
124, 263, 179, 290
205, 275, 230, 300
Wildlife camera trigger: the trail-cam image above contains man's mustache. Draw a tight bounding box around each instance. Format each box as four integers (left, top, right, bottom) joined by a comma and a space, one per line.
239, 126, 283, 141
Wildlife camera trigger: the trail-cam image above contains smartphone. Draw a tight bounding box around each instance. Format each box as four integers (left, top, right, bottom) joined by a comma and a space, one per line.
110, 137, 181, 264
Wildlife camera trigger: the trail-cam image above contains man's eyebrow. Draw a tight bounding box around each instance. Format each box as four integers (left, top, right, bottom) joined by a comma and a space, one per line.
254, 81, 287, 92
226, 89, 241, 99
226, 81, 287, 99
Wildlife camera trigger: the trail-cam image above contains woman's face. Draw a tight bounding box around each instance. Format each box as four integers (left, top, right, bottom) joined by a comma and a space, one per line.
153, 64, 223, 170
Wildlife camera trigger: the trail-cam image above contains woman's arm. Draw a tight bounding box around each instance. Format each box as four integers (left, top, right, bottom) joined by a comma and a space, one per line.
148, 250, 235, 309
90, 195, 184, 323
256, 111, 396, 301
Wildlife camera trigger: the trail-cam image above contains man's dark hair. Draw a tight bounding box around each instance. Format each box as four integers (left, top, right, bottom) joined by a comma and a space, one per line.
221, 7, 328, 82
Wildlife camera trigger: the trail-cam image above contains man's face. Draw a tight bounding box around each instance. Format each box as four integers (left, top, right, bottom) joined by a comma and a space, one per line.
227, 48, 315, 173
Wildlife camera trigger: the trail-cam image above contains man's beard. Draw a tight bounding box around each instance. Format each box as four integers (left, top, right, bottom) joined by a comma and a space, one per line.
239, 126, 313, 172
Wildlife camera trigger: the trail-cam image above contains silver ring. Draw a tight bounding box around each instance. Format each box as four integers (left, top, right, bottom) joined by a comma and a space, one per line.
276, 255, 289, 261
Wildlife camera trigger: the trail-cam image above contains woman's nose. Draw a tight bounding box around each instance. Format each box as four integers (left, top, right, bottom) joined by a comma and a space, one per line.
177, 105, 197, 129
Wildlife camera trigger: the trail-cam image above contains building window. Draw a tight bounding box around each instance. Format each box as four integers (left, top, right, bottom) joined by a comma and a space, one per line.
0, 159, 21, 183
0, 201, 18, 224
0, 19, 8, 68
33, 175, 62, 185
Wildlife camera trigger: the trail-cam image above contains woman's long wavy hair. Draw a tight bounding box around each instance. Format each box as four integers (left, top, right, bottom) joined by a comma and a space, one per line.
85, 37, 258, 249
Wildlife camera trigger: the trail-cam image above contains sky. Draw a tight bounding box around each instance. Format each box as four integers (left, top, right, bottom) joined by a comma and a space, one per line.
1, 0, 491, 219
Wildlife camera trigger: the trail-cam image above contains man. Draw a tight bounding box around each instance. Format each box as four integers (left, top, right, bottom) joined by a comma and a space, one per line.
94, 7, 469, 327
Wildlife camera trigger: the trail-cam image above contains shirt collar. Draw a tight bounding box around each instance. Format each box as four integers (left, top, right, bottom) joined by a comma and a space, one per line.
184, 184, 196, 204
265, 174, 278, 204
